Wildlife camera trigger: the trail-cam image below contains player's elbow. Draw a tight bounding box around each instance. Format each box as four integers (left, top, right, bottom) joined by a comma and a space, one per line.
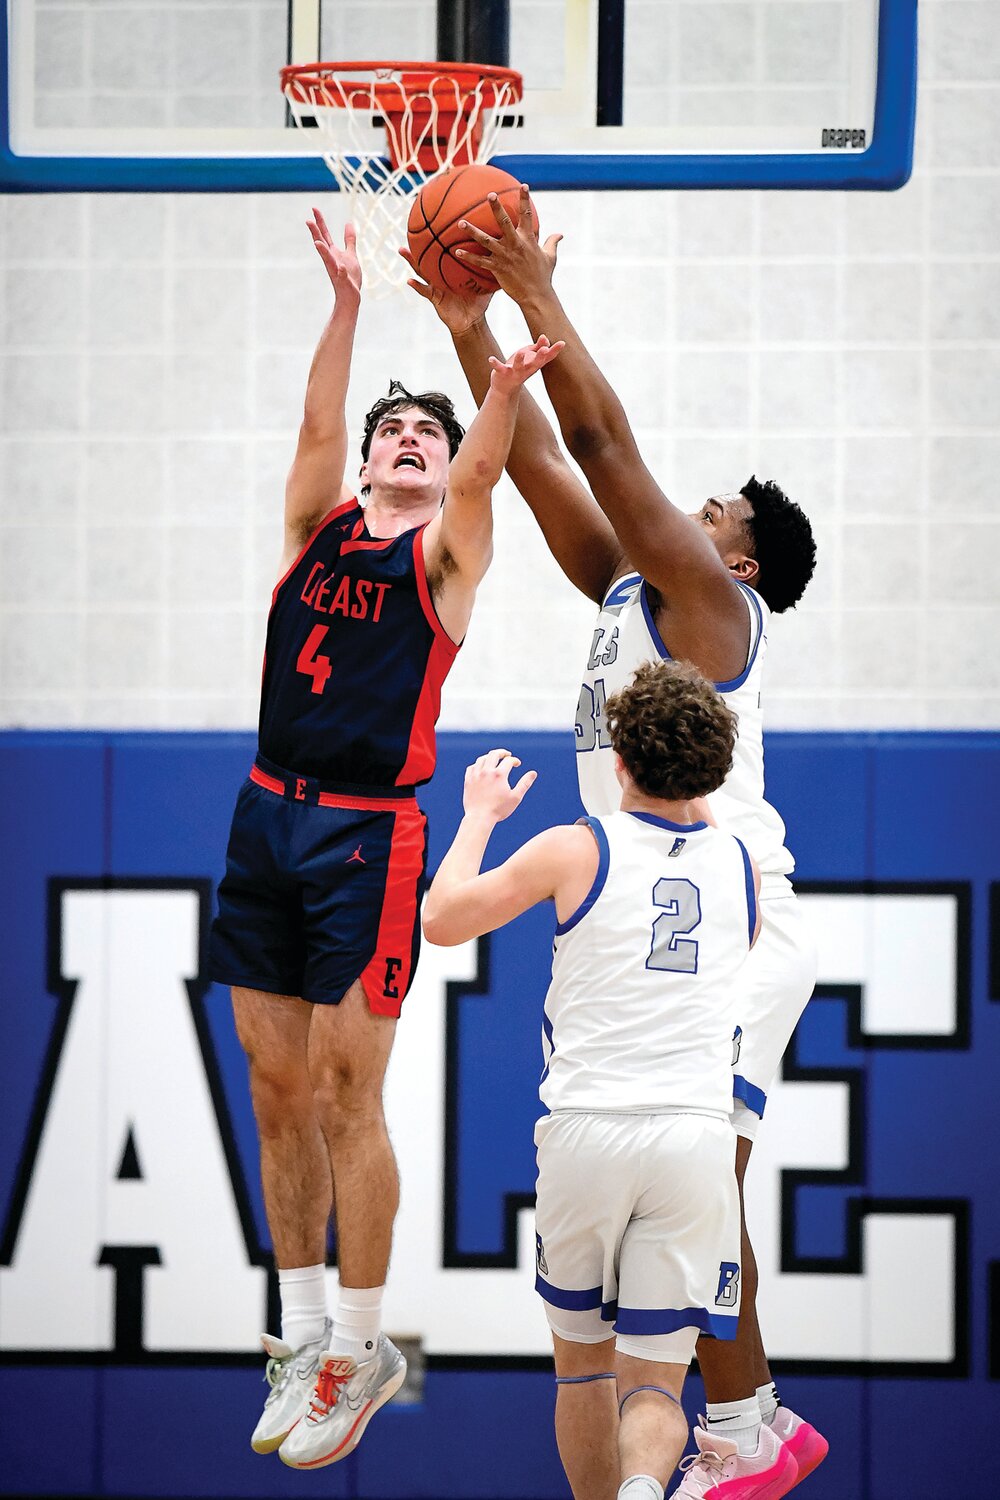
421, 904, 463, 947
563, 419, 615, 466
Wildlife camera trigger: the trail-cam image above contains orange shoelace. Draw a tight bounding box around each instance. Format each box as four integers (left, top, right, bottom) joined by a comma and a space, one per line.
309, 1365, 350, 1419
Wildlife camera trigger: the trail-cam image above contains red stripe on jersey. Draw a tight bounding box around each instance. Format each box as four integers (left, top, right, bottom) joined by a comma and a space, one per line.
250, 762, 416, 811
394, 525, 460, 786
317, 790, 417, 812
395, 633, 454, 786
412, 524, 462, 651
270, 498, 360, 611
361, 804, 428, 1019
250, 763, 285, 795
341, 536, 397, 555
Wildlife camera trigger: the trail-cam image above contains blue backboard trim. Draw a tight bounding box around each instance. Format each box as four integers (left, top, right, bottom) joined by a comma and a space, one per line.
0, 1, 916, 193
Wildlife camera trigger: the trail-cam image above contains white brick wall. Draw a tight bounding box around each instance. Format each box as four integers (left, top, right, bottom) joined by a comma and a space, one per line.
1, 0, 998, 731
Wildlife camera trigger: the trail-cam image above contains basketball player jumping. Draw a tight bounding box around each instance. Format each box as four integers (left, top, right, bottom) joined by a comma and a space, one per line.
423, 660, 793, 1500
209, 211, 562, 1470
406, 193, 825, 1498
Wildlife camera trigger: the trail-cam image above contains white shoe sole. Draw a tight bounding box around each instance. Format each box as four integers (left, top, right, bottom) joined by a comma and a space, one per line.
251, 1421, 297, 1455
278, 1364, 407, 1470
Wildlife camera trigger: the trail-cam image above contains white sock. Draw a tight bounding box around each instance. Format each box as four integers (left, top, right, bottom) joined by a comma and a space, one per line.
705, 1396, 762, 1457
618, 1477, 664, 1500
757, 1381, 780, 1426
278, 1263, 328, 1349
331, 1284, 384, 1363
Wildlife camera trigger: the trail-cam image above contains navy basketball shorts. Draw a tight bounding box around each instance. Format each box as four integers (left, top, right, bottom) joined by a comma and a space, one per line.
209, 757, 428, 1017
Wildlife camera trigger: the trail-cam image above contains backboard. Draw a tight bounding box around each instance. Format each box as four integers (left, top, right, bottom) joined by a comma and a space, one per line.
0, 0, 916, 192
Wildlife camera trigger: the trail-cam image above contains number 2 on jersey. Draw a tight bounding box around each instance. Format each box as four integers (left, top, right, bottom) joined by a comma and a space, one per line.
646, 878, 702, 974
296, 625, 333, 695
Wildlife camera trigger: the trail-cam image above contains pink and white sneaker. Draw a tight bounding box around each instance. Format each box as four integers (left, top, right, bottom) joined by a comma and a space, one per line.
769, 1408, 828, 1488
671, 1417, 798, 1498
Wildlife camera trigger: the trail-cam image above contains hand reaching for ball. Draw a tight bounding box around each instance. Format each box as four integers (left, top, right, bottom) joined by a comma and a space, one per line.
455, 184, 562, 307
307, 210, 362, 302
400, 246, 495, 334
487, 335, 565, 393
405, 164, 539, 297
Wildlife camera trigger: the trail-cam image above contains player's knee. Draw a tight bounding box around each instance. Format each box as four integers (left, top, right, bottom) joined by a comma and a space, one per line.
312, 1059, 382, 1133
247, 1055, 313, 1134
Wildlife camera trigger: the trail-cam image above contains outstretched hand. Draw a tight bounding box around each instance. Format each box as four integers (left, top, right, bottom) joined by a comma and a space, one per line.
463, 749, 537, 822
454, 185, 562, 305
399, 247, 494, 334
308, 209, 362, 302
489, 335, 564, 392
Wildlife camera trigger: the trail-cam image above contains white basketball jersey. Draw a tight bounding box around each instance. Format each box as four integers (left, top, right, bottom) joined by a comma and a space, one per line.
575, 574, 794, 878
540, 811, 756, 1116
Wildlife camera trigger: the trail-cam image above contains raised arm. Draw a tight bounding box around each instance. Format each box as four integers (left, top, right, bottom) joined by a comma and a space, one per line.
421, 750, 598, 946
282, 212, 362, 572
455, 192, 748, 653
403, 258, 624, 603
422, 336, 563, 643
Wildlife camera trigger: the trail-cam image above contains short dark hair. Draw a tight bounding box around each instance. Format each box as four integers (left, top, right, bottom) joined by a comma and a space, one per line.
360, 380, 465, 471
740, 475, 816, 614
605, 660, 737, 801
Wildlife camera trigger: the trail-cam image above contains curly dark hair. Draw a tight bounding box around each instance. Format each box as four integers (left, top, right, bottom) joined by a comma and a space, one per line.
740, 475, 816, 614
605, 660, 737, 801
360, 380, 465, 495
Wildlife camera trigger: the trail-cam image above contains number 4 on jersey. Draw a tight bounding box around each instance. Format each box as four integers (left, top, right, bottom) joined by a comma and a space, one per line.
576, 679, 613, 752
296, 625, 333, 695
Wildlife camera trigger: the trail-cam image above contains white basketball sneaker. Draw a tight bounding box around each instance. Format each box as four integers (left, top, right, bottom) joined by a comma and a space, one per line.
279, 1335, 407, 1470
250, 1318, 332, 1454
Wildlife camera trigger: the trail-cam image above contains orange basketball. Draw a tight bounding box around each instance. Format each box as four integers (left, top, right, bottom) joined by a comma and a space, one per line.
407, 163, 538, 296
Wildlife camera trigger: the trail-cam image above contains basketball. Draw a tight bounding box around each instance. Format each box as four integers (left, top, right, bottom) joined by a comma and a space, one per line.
406, 163, 539, 297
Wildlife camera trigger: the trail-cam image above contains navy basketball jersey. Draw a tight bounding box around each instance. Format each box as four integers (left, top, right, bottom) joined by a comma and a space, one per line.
258, 500, 458, 786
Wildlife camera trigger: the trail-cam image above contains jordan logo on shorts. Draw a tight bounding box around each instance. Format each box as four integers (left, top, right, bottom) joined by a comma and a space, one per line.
347, 845, 366, 864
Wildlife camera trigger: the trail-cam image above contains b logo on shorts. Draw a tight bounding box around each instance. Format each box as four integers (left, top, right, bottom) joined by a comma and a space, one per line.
535, 1232, 548, 1276
383, 956, 402, 999
715, 1262, 740, 1307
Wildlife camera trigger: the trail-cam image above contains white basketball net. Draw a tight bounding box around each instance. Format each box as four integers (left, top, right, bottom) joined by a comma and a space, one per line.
283, 64, 524, 297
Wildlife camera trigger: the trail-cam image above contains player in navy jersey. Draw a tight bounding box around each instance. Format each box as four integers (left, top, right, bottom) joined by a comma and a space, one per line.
209, 210, 562, 1470
408, 197, 826, 1498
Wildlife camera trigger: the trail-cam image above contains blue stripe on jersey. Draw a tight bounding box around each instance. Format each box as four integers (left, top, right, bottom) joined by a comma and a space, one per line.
714, 582, 765, 692
554, 817, 610, 935
638, 575, 765, 693
734, 836, 757, 947
628, 811, 709, 834
534, 1275, 603, 1311
734, 1073, 767, 1118
603, 572, 641, 610
613, 1305, 738, 1340
540, 1007, 554, 1084
639, 581, 670, 660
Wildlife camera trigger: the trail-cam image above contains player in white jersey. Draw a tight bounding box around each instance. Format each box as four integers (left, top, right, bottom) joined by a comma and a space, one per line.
408, 193, 827, 1496
423, 660, 798, 1500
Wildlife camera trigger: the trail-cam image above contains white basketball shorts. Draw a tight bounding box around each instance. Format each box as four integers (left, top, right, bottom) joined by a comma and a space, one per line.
533, 1110, 741, 1364
732, 885, 817, 1142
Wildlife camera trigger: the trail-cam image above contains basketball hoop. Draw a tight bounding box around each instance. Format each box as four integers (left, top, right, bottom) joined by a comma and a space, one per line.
281, 60, 524, 296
